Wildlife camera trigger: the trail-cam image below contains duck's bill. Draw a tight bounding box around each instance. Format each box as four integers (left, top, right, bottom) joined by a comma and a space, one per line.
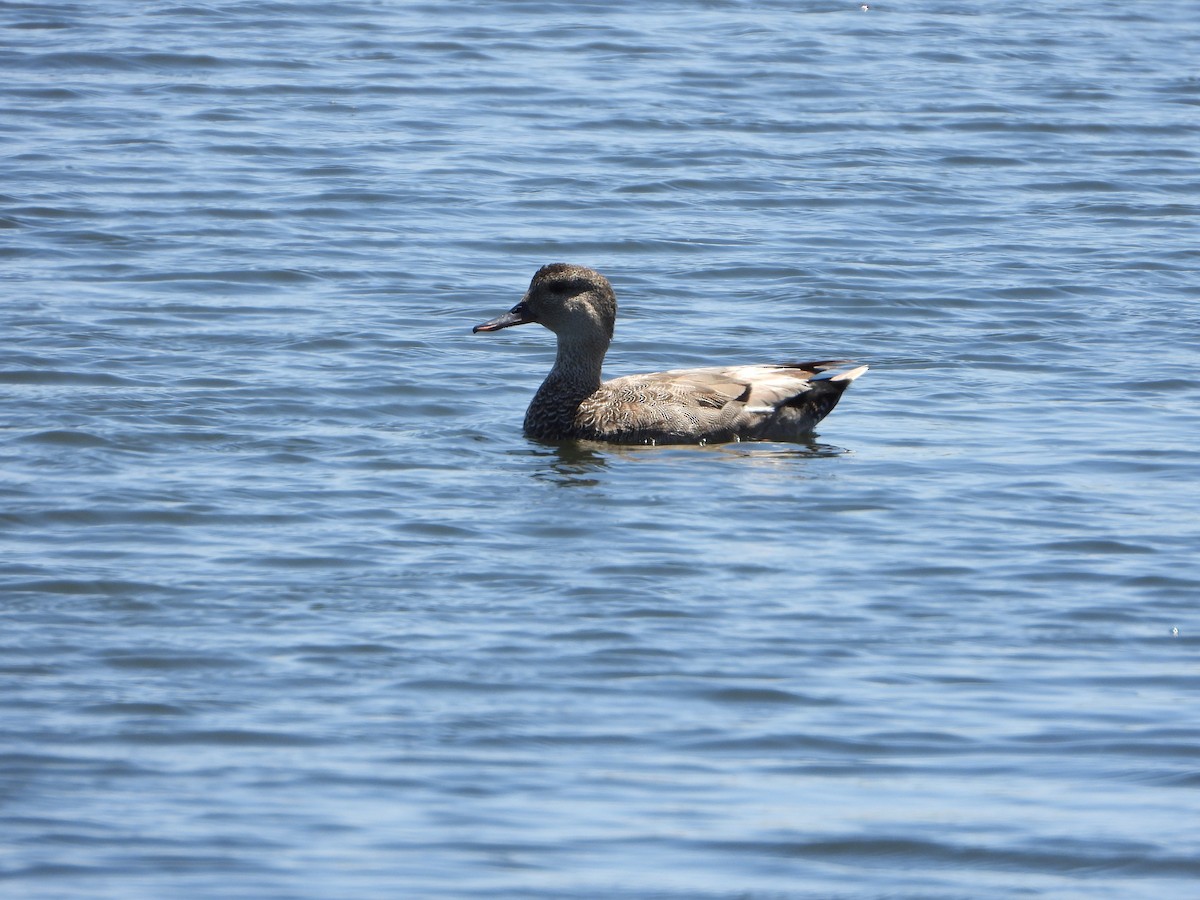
472, 301, 534, 333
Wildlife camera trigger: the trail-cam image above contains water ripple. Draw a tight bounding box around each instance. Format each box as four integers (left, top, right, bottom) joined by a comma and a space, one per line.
2, 2, 1198, 898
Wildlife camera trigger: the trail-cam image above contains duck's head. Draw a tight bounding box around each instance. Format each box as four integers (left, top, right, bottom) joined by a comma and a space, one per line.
474, 263, 616, 342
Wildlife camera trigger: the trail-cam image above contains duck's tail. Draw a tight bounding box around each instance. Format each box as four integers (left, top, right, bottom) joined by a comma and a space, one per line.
756, 362, 868, 439
827, 364, 869, 383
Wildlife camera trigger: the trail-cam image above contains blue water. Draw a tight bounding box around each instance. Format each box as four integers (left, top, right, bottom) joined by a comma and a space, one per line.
3, 2, 1199, 898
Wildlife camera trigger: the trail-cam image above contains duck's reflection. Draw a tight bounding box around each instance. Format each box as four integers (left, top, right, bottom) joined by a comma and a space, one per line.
525, 436, 851, 487
526, 440, 609, 487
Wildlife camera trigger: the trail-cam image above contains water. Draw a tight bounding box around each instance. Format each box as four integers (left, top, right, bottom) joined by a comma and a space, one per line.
2, 2, 1199, 897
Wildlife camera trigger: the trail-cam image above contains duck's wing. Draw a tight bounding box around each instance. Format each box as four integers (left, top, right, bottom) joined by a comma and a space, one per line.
576, 361, 867, 444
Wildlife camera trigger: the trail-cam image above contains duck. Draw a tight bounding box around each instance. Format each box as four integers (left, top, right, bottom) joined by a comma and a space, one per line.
473, 263, 867, 445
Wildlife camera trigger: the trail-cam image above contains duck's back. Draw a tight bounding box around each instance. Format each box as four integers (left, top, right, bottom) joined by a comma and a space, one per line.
570, 361, 866, 445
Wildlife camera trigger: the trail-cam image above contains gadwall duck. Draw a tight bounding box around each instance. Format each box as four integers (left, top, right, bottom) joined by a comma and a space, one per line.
474, 263, 867, 445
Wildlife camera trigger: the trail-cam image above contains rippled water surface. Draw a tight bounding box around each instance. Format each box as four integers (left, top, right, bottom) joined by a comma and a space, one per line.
3, 2, 1199, 898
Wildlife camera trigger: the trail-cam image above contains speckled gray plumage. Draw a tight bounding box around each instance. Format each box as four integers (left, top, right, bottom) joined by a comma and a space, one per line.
474, 264, 867, 445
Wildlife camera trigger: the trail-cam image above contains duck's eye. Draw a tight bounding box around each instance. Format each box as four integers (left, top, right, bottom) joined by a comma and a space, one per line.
551, 278, 584, 297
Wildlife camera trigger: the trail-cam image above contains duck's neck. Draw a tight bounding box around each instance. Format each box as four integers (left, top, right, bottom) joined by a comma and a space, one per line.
524, 333, 607, 440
